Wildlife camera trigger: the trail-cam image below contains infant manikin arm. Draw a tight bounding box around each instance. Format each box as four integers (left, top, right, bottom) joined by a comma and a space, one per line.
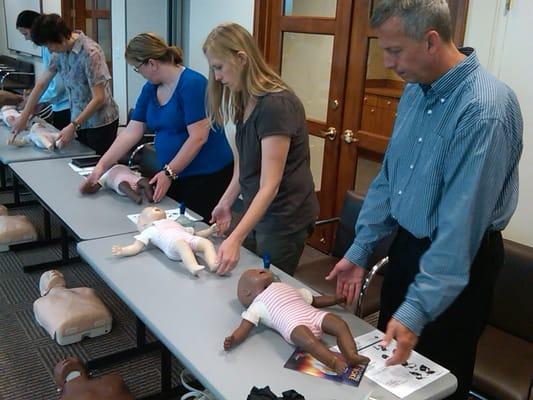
224, 319, 255, 350
312, 294, 346, 308
194, 223, 217, 238
112, 240, 146, 257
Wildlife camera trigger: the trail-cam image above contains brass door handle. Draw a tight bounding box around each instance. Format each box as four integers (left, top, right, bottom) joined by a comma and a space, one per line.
321, 127, 337, 141
343, 129, 359, 144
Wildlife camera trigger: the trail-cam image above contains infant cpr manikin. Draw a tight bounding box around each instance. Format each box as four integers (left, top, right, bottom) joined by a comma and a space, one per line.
33, 270, 113, 345
9, 121, 60, 150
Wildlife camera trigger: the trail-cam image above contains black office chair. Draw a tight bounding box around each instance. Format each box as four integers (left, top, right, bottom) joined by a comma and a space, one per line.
294, 191, 394, 318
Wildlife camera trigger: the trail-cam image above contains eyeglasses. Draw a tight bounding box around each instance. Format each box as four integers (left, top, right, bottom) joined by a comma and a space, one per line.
133, 60, 147, 73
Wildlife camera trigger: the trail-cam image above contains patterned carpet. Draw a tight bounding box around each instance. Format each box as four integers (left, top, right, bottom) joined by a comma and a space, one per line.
0, 189, 184, 400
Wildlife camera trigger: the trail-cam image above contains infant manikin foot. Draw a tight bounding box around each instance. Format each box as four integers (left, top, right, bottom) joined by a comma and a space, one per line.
186, 264, 205, 276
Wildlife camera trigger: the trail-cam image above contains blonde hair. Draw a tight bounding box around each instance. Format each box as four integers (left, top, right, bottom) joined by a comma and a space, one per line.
203, 23, 290, 125
125, 32, 183, 66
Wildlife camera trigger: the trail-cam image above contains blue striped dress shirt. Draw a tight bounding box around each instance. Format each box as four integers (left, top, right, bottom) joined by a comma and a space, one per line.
345, 49, 523, 335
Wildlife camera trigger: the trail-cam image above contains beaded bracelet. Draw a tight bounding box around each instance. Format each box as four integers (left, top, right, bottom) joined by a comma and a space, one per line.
163, 164, 177, 180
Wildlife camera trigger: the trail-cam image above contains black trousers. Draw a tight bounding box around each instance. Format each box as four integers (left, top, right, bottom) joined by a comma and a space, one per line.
167, 162, 233, 222
378, 226, 503, 400
77, 119, 118, 155
51, 109, 71, 130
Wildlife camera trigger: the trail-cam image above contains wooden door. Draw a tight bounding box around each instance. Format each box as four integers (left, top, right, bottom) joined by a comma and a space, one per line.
255, 0, 469, 253
255, 0, 356, 252
61, 0, 113, 74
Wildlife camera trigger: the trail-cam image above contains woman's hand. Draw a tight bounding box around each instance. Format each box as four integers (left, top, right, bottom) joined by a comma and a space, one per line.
56, 123, 77, 148
80, 163, 106, 193
11, 115, 30, 136
149, 171, 171, 202
210, 203, 232, 236
215, 236, 241, 275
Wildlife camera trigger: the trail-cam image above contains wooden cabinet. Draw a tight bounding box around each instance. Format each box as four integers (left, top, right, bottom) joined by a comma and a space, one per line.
361, 79, 403, 137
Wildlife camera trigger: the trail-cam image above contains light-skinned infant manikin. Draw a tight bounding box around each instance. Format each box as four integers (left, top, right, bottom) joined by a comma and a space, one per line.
33, 270, 112, 345
1, 105, 21, 128
54, 357, 134, 400
224, 269, 370, 375
9, 121, 61, 150
112, 206, 218, 275
80, 164, 154, 204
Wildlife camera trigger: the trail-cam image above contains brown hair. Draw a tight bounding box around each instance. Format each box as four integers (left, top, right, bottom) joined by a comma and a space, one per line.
125, 32, 183, 66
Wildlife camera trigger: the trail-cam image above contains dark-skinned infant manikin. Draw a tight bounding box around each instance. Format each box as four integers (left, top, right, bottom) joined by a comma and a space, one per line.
54, 357, 133, 400
224, 269, 370, 374
80, 164, 154, 204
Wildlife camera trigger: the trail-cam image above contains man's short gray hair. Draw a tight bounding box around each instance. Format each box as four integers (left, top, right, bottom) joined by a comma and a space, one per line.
370, 0, 453, 42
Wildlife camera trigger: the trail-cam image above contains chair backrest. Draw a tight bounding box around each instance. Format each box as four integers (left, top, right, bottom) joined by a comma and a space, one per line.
488, 239, 533, 342
331, 191, 394, 264
129, 142, 159, 179
331, 191, 364, 258
0, 55, 34, 90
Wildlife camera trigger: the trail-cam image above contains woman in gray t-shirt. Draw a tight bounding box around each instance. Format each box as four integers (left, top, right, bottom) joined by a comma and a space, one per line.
203, 23, 319, 276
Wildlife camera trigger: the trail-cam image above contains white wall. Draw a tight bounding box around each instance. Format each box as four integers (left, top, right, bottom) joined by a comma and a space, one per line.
182, 0, 254, 77
465, 0, 533, 246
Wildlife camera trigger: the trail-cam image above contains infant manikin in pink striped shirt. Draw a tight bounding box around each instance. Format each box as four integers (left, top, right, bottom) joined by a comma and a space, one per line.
224, 268, 369, 375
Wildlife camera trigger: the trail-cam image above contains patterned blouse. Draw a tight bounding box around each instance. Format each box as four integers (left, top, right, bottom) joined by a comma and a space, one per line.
49, 31, 118, 129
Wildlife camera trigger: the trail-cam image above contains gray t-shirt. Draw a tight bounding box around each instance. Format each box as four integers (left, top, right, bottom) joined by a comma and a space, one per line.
236, 90, 319, 234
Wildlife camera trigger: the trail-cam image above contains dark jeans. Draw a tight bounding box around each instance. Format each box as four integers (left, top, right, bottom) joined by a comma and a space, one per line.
378, 226, 503, 400
166, 163, 233, 222
243, 222, 315, 276
51, 109, 71, 130
77, 119, 118, 155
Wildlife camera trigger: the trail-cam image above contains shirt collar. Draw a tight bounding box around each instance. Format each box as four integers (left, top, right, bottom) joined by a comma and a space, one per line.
419, 47, 479, 98
70, 30, 84, 54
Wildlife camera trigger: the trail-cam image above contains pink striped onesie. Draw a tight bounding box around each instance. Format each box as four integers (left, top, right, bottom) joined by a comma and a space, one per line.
241, 282, 329, 344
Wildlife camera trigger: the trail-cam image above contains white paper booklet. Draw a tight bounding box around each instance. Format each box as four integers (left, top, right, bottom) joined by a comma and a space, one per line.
68, 162, 95, 177
127, 208, 202, 225
333, 329, 449, 398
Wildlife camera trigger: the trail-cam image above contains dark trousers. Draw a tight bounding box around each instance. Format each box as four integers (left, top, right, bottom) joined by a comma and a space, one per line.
51, 109, 71, 130
378, 227, 503, 400
167, 163, 233, 222
77, 119, 118, 155
243, 221, 315, 276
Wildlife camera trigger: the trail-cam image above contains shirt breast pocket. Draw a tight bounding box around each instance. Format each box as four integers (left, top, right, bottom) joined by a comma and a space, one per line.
417, 133, 447, 187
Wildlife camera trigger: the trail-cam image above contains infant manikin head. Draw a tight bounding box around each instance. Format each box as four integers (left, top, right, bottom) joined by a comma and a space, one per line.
54, 357, 88, 388
39, 270, 66, 296
237, 269, 275, 307
137, 206, 166, 231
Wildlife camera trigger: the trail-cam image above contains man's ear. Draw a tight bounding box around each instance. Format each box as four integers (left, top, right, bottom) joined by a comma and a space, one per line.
236, 50, 248, 66
426, 30, 440, 53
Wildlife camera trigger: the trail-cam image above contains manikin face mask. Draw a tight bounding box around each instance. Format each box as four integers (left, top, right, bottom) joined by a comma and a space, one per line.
39, 270, 66, 296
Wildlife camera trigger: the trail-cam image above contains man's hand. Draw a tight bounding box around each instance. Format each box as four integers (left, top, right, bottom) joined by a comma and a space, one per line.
326, 258, 367, 305
380, 318, 419, 366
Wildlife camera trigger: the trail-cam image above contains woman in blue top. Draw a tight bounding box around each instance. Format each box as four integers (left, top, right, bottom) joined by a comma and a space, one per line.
82, 33, 233, 220
16, 10, 70, 129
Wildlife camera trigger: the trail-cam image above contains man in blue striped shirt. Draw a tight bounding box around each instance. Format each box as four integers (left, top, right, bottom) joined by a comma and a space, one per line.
327, 1, 523, 398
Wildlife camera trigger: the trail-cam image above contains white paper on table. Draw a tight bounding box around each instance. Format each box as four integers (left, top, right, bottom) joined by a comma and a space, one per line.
332, 329, 449, 398
127, 208, 202, 225
68, 162, 95, 177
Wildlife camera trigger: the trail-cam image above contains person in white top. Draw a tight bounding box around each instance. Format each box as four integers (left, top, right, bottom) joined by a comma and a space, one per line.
224, 269, 369, 375
112, 206, 217, 275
